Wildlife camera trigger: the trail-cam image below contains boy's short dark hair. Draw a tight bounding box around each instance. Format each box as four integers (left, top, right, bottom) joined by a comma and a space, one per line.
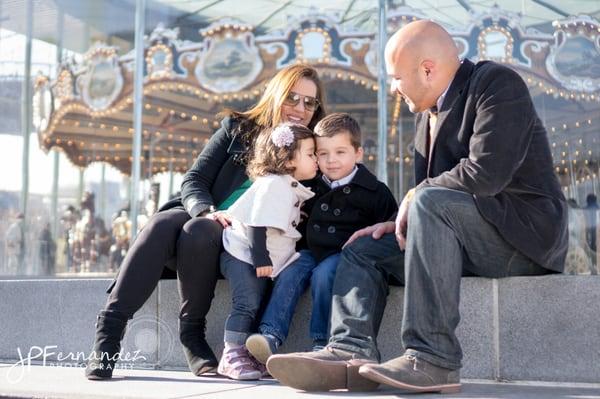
314, 113, 361, 150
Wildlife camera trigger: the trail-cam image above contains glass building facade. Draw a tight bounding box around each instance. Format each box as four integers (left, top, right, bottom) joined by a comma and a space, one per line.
0, 0, 598, 277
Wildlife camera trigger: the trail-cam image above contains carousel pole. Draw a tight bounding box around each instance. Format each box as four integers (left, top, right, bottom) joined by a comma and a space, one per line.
567, 146, 577, 201
78, 168, 84, 203
51, 153, 60, 235
376, 0, 388, 183
51, 5, 64, 238
130, 0, 146, 240
100, 163, 106, 222
168, 151, 174, 198
20, 0, 33, 225
397, 104, 404, 197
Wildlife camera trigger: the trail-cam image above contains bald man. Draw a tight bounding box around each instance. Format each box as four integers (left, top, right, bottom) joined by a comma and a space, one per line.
267, 21, 567, 393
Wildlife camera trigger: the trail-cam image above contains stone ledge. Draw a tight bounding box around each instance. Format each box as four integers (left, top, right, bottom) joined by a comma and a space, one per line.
0, 276, 598, 383
497, 275, 600, 382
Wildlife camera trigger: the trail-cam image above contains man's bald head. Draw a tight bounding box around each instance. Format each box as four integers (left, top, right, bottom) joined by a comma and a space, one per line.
385, 20, 460, 113
385, 20, 458, 67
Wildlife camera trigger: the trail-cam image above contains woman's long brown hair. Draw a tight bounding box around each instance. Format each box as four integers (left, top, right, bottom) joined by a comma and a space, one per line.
223, 63, 327, 133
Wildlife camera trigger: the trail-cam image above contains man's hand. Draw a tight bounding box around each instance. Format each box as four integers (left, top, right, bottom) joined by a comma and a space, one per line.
204, 211, 232, 228
343, 221, 395, 248
256, 266, 273, 278
395, 188, 415, 250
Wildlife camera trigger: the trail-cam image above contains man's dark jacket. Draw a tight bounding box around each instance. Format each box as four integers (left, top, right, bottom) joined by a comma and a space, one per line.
414, 59, 567, 272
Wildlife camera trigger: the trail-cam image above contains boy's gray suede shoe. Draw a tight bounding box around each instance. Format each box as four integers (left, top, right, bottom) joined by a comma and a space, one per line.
266, 346, 379, 392
359, 354, 461, 393
245, 333, 279, 365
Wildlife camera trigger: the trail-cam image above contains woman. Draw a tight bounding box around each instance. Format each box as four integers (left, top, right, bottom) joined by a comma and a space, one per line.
85, 64, 326, 379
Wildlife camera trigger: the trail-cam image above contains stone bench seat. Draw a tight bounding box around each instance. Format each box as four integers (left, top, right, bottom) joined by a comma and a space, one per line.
0, 276, 598, 383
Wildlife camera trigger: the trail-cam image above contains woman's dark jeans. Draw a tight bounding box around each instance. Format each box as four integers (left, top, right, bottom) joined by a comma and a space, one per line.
104, 208, 223, 321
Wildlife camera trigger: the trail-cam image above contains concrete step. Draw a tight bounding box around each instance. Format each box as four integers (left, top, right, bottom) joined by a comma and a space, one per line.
0, 276, 599, 383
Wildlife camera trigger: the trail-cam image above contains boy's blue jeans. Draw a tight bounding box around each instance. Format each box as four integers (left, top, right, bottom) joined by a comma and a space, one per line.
259, 250, 341, 344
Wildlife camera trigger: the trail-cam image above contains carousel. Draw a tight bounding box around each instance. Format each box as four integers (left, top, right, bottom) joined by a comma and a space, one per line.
32, 5, 600, 272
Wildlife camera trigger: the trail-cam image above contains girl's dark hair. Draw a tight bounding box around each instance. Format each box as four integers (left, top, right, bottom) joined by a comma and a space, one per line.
247, 124, 315, 179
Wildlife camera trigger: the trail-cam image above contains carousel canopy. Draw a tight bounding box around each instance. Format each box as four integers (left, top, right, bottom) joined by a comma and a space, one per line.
30, 5, 600, 178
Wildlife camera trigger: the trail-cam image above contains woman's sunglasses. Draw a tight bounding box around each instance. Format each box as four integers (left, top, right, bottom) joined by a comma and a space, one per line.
283, 91, 320, 112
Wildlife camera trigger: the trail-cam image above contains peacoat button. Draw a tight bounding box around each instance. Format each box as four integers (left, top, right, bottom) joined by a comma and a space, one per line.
313, 224, 320, 232
292, 221, 297, 227
294, 201, 300, 207
320, 203, 329, 212
343, 186, 351, 194
327, 226, 336, 234
333, 208, 341, 216
291, 181, 298, 187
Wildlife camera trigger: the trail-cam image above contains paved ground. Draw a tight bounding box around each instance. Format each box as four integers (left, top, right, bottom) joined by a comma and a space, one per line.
0, 364, 599, 399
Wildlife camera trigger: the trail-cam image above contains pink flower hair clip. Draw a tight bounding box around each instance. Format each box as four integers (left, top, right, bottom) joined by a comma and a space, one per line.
271, 124, 295, 148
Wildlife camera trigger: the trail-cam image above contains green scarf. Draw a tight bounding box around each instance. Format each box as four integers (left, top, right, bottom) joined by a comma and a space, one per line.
217, 179, 252, 211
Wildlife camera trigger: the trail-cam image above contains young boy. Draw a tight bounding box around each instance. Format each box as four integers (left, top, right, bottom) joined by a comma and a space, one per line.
245, 113, 398, 364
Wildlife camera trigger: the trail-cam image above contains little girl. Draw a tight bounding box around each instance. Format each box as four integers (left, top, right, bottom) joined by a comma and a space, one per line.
218, 123, 318, 380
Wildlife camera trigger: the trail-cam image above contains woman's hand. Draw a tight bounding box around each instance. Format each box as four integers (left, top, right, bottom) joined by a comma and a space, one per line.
204, 211, 232, 228
299, 210, 309, 222
256, 266, 273, 278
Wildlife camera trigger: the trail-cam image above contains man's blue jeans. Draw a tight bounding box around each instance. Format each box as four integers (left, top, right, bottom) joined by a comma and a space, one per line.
259, 250, 341, 344
328, 187, 554, 369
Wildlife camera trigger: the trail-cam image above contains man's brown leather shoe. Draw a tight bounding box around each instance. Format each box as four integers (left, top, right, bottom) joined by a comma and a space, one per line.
266, 346, 379, 392
359, 354, 461, 393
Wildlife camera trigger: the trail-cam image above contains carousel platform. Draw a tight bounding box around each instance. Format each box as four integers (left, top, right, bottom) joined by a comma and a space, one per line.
0, 275, 599, 388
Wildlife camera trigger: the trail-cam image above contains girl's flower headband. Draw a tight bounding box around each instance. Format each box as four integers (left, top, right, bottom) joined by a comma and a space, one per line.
271, 124, 295, 148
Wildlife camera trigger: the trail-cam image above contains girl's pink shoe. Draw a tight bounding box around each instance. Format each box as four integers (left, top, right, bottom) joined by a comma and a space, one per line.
217, 345, 263, 380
